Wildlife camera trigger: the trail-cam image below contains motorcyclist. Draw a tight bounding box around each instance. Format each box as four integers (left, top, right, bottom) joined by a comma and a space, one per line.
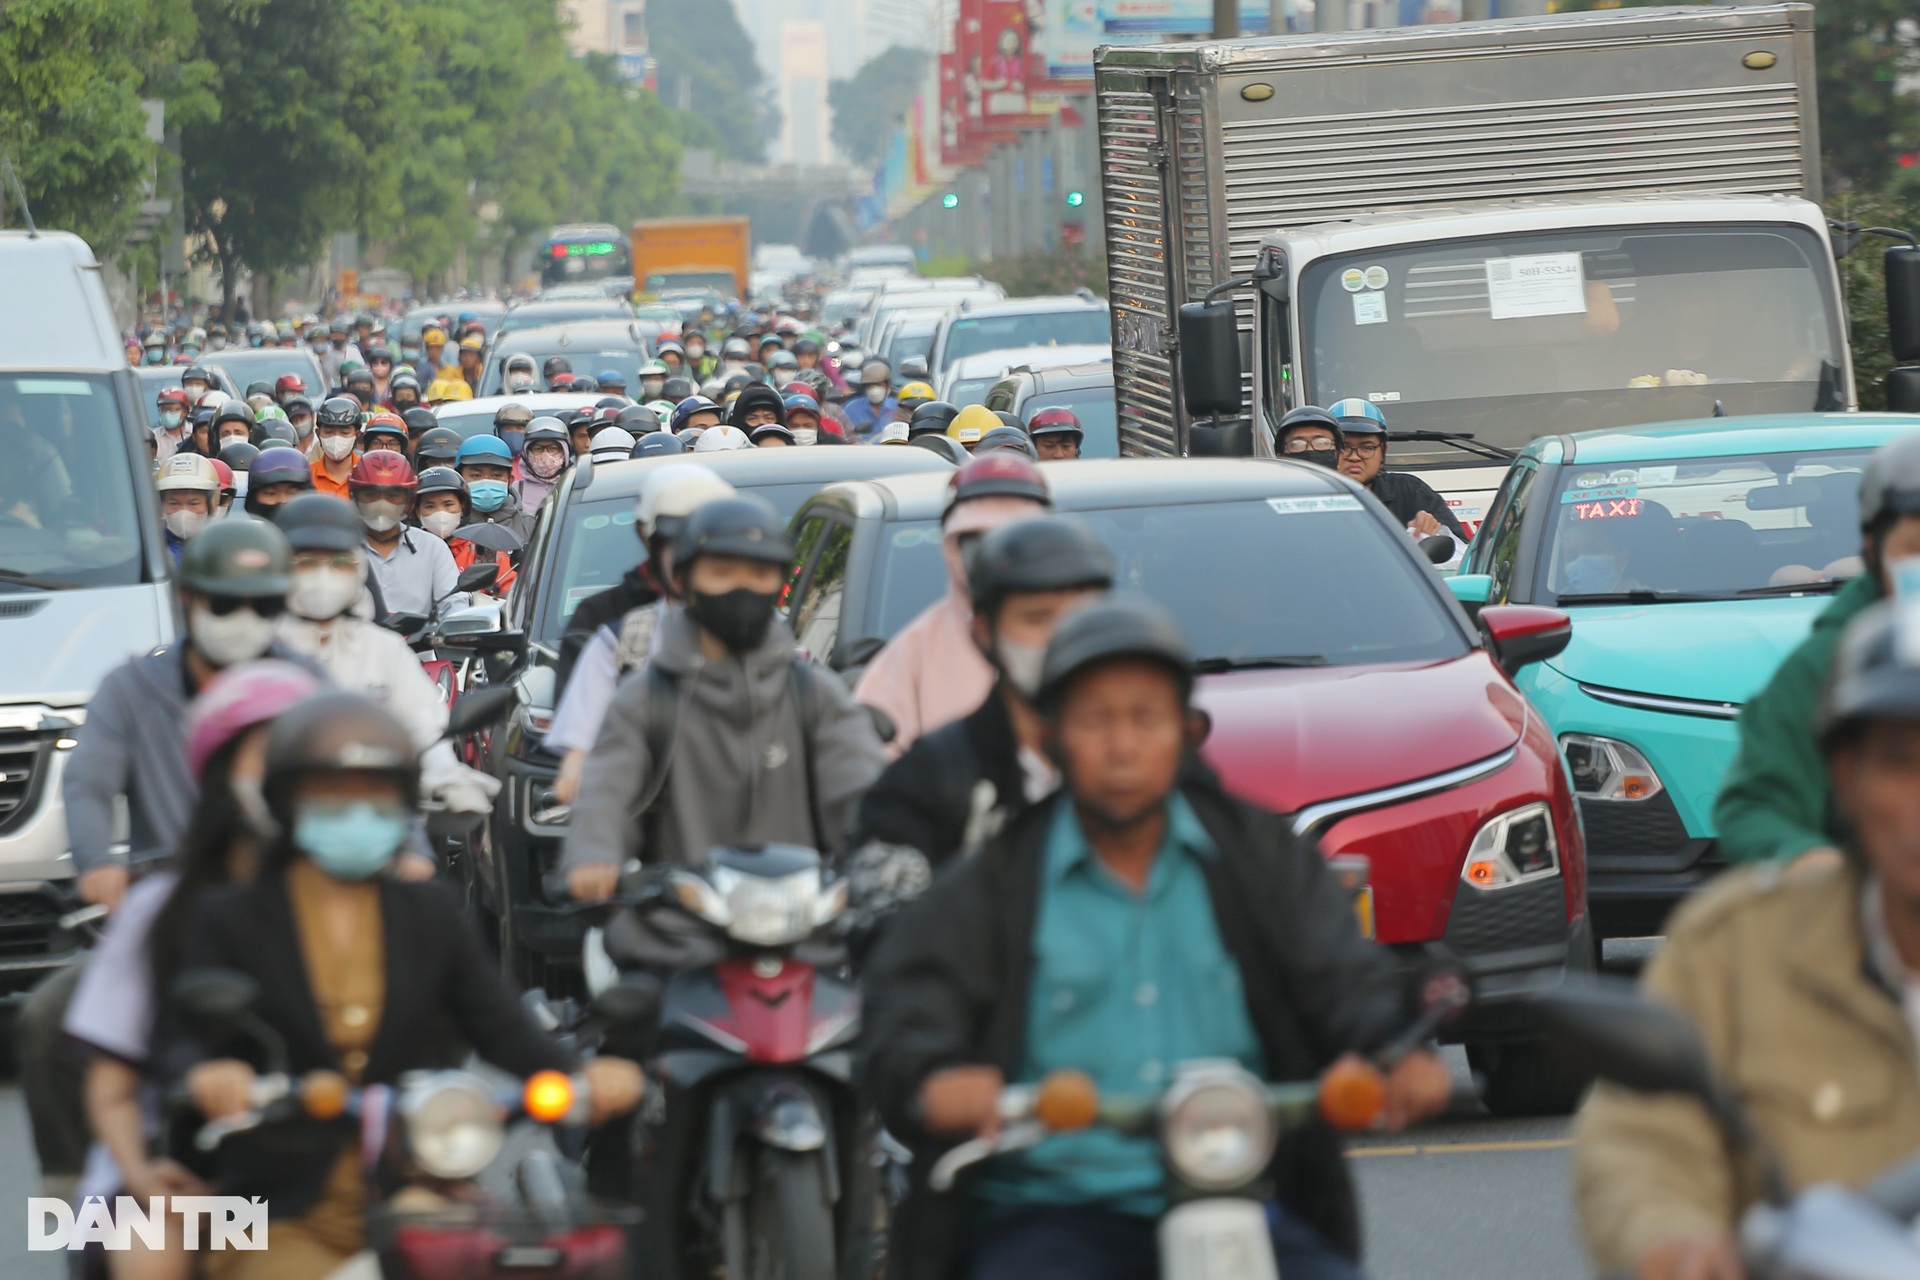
156, 454, 221, 562
492, 401, 534, 461
637, 359, 669, 401
1027, 406, 1085, 461
245, 446, 314, 520
154, 385, 192, 460
416, 325, 449, 382
854, 517, 1113, 871
1576, 599, 1920, 1280
180, 366, 215, 403
365, 346, 396, 403
562, 495, 887, 901
455, 434, 535, 544
863, 595, 1452, 1280
284, 394, 315, 444
457, 333, 486, 392
843, 358, 898, 439
167, 693, 642, 1280
897, 380, 937, 418
947, 403, 998, 453
273, 372, 308, 408
350, 452, 462, 621
670, 394, 724, 434
728, 383, 785, 432
856, 453, 1053, 754
682, 332, 714, 379
1713, 434, 1918, 867
359, 412, 410, 455
513, 416, 572, 513
412, 423, 464, 471
566, 406, 598, 459
542, 353, 573, 391
1273, 405, 1344, 470
385, 370, 423, 415
309, 395, 364, 500
320, 318, 363, 387
785, 395, 827, 446
504, 353, 539, 395
1328, 398, 1465, 539
210, 398, 254, 452
414, 466, 515, 595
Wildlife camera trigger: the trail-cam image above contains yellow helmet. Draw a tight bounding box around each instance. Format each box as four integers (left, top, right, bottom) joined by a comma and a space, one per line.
948, 403, 999, 447
422, 326, 447, 345
897, 380, 936, 408
459, 333, 485, 351
427, 376, 472, 403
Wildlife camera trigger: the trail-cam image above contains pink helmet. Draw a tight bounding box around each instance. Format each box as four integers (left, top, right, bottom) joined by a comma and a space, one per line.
185, 659, 322, 784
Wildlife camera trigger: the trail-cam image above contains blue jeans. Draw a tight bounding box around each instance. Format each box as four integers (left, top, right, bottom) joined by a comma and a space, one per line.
968, 1202, 1366, 1280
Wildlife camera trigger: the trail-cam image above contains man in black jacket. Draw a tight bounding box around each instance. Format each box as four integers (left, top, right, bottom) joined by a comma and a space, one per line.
863, 597, 1452, 1280
1329, 397, 1466, 541
852, 517, 1113, 868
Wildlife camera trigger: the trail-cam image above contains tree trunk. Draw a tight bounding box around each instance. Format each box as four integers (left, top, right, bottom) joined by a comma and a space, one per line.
254, 269, 277, 324
216, 232, 240, 322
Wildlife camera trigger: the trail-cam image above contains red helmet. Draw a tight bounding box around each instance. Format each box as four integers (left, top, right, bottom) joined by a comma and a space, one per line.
551, 371, 575, 388
945, 452, 1052, 515
274, 373, 307, 396
347, 451, 419, 494
157, 385, 189, 410
595, 405, 625, 426
1026, 406, 1083, 438
208, 458, 236, 494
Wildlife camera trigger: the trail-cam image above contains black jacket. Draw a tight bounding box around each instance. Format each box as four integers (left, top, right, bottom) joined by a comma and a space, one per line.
852, 687, 1028, 868
1370, 469, 1467, 539
555, 564, 660, 696
862, 776, 1410, 1280
165, 869, 575, 1217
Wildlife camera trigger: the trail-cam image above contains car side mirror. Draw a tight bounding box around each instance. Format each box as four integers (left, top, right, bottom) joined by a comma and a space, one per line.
1476, 604, 1570, 675
1447, 573, 1493, 621
1177, 299, 1243, 419
446, 684, 519, 738
831, 636, 886, 674
1887, 244, 1920, 362
1528, 979, 1716, 1102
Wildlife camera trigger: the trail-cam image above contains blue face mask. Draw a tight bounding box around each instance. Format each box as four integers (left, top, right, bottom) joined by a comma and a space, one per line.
498, 430, 526, 458
293, 802, 408, 880
468, 479, 509, 512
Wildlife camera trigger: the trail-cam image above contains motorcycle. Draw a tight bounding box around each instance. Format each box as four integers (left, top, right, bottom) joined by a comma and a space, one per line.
167, 967, 650, 1280
576, 843, 871, 1280
927, 965, 1473, 1280
1533, 980, 1920, 1280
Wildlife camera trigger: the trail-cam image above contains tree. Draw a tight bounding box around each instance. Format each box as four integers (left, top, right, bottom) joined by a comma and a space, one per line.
647, 0, 776, 163
1813, 0, 1920, 192
829, 46, 928, 169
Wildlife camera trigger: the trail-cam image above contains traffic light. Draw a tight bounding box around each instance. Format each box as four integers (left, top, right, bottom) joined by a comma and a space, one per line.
941, 192, 960, 210
1065, 190, 1085, 208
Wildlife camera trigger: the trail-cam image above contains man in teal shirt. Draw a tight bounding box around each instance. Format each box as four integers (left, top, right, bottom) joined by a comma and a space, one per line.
865, 596, 1453, 1280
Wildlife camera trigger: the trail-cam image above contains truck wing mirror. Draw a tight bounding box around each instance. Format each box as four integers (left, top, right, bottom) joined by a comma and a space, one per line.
1888, 244, 1920, 364
1890, 367, 1920, 415
1177, 299, 1243, 418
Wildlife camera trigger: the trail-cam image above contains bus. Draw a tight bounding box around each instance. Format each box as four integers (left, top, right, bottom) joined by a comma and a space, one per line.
538, 223, 633, 290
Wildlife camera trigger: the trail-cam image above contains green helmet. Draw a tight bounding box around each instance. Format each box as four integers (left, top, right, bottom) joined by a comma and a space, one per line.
177, 515, 295, 598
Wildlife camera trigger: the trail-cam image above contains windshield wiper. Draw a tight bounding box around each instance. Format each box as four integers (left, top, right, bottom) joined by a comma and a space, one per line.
1554, 590, 1721, 605
1192, 654, 1329, 674
0, 569, 78, 592
1735, 580, 1847, 597
1387, 431, 1518, 465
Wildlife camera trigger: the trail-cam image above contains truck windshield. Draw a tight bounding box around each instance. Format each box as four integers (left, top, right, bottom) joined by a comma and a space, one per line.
0, 374, 145, 589
1538, 447, 1871, 605
1298, 225, 1845, 451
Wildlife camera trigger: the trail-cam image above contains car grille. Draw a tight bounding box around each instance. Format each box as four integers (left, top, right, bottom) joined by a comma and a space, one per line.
1444, 876, 1569, 956
0, 728, 55, 837
1579, 793, 1691, 860
0, 892, 68, 961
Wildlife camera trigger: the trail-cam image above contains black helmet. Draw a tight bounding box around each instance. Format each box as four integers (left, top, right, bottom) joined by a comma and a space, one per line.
992, 411, 1024, 432
316, 396, 363, 430
414, 466, 469, 510
1276, 404, 1343, 443
542, 354, 572, 380
493, 402, 534, 429
633, 431, 685, 458
248, 446, 313, 492
1036, 594, 1193, 714
614, 405, 658, 434
1820, 603, 1920, 745
283, 393, 313, 418
262, 692, 418, 824
345, 367, 376, 392
911, 434, 970, 464
969, 517, 1115, 617
794, 337, 821, 357
213, 397, 253, 427
908, 401, 960, 439
414, 426, 465, 466
245, 380, 274, 399
1859, 434, 1920, 532
389, 372, 422, 402
594, 395, 626, 412
976, 425, 1037, 458
177, 514, 295, 597
673, 494, 793, 571
571, 374, 599, 394
274, 492, 365, 553
181, 365, 214, 388
218, 441, 261, 473
256, 419, 299, 447
662, 376, 695, 402
401, 407, 439, 439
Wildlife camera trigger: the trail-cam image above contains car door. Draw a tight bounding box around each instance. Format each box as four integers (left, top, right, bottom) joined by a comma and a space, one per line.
1473, 461, 1540, 605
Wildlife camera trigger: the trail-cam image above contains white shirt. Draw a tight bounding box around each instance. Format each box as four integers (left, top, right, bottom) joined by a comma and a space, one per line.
543, 603, 671, 755
365, 527, 462, 621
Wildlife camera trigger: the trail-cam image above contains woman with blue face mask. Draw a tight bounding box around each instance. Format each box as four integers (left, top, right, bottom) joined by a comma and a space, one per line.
165, 693, 643, 1278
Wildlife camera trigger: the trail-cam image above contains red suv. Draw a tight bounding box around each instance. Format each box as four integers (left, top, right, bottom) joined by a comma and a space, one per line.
785, 458, 1591, 1112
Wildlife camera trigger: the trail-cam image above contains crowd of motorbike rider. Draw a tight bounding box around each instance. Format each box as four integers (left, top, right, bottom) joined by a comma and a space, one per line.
36, 291, 1920, 1280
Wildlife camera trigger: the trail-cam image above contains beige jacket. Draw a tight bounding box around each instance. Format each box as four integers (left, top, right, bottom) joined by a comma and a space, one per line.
1575, 863, 1920, 1272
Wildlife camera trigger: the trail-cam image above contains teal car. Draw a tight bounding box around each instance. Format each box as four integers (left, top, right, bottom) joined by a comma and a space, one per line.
1449, 414, 1920, 938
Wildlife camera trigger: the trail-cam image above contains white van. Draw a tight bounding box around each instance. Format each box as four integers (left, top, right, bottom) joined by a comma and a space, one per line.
0, 231, 173, 1001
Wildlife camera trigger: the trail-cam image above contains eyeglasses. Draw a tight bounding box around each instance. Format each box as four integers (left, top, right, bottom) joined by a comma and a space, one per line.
1282, 437, 1338, 454
294, 550, 360, 572
1339, 439, 1384, 457
203, 594, 285, 619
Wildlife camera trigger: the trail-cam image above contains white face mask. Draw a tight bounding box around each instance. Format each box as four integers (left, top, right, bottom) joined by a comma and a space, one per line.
358, 500, 406, 534
190, 604, 277, 666
996, 637, 1047, 699
289, 566, 363, 621
508, 373, 535, 392
684, 344, 705, 360
641, 378, 665, 397
772, 369, 795, 389
866, 385, 888, 404
290, 417, 314, 438
791, 427, 817, 446
164, 509, 207, 540
421, 510, 462, 539
219, 430, 250, 448
722, 359, 746, 375
319, 433, 356, 461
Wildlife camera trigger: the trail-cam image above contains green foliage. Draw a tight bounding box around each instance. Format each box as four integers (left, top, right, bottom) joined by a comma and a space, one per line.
977, 250, 1109, 298
1813, 0, 1920, 193
830, 47, 929, 169
647, 0, 774, 164
1830, 189, 1920, 411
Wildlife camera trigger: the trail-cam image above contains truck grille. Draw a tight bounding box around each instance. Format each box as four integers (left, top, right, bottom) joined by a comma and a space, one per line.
1444, 876, 1569, 956
0, 729, 54, 837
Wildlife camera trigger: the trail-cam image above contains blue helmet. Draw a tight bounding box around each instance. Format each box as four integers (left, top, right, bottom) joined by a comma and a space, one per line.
596, 369, 626, 389
670, 395, 721, 432
632, 431, 686, 458
455, 434, 514, 466
1327, 398, 1388, 435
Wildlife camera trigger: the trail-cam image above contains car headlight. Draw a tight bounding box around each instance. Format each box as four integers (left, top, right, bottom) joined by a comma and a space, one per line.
719, 868, 822, 947
1460, 802, 1559, 890
400, 1071, 505, 1180
1160, 1063, 1275, 1193
1560, 734, 1663, 802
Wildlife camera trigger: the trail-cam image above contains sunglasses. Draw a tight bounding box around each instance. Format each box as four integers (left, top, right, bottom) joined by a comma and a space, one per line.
203, 594, 285, 619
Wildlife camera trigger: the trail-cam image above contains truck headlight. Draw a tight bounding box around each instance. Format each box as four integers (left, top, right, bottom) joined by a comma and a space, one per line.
400, 1071, 504, 1180
1160, 1063, 1275, 1193
1461, 802, 1559, 890
1560, 734, 1663, 802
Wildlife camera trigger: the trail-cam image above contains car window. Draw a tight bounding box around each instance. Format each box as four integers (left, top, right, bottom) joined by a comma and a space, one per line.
792, 521, 854, 660
1019, 390, 1119, 459
947, 376, 1001, 408
536, 498, 638, 644
1473, 462, 1537, 601
868, 521, 949, 637
983, 379, 1018, 413
0, 374, 145, 588
938, 310, 1111, 370
785, 513, 833, 611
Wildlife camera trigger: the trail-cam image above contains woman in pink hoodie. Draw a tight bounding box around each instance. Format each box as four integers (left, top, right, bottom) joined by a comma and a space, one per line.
855, 454, 1052, 754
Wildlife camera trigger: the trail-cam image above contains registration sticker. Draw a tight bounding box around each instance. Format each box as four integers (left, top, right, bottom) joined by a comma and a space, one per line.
1352, 292, 1387, 326
1266, 495, 1363, 515
581, 515, 610, 530
1341, 268, 1366, 293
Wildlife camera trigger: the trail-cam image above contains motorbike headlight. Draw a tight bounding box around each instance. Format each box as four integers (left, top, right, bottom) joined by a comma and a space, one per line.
1160, 1063, 1275, 1193
723, 869, 821, 947
1460, 802, 1559, 891
1560, 734, 1663, 802
400, 1071, 504, 1180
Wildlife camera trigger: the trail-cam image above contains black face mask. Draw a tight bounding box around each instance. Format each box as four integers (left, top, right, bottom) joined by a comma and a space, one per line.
1294, 447, 1339, 470
688, 587, 778, 654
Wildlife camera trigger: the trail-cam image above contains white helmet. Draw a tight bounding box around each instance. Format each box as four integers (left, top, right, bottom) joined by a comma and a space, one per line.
155, 453, 221, 494
692, 424, 750, 453
588, 427, 637, 462
634, 463, 736, 535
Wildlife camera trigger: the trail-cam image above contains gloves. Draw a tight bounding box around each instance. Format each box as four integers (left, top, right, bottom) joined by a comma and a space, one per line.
425, 762, 502, 815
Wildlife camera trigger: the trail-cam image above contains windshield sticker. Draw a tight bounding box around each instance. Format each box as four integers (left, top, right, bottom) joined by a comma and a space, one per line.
1485, 253, 1587, 321
1364, 265, 1389, 290
1571, 498, 1644, 521
1352, 292, 1387, 326
581, 514, 610, 530
562, 586, 601, 615
1341, 268, 1366, 293
891, 528, 934, 548
1267, 495, 1363, 516
1572, 469, 1642, 490
1561, 483, 1637, 506
612, 511, 635, 526
13, 379, 92, 396
1367, 391, 1401, 403
1633, 466, 1677, 486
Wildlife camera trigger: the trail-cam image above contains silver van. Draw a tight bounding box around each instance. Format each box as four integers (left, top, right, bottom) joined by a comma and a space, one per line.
0, 232, 172, 1001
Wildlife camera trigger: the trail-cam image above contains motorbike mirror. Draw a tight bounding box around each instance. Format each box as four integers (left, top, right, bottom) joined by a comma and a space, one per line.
1528, 979, 1716, 1100
455, 561, 501, 595
1421, 535, 1455, 565
381, 611, 429, 637
865, 703, 897, 745
446, 684, 519, 738
592, 974, 664, 1028
171, 968, 262, 1034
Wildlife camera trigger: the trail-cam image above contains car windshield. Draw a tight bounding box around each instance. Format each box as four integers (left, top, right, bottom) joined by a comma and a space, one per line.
206, 352, 322, 398
536, 482, 829, 643
0, 374, 146, 588
939, 310, 1111, 370
948, 376, 1001, 408
1537, 448, 1872, 604
1022, 389, 1119, 458
867, 496, 1468, 666
1298, 225, 1846, 453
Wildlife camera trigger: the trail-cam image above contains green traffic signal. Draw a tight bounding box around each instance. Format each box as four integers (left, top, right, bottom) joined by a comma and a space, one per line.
1065, 190, 1085, 207
941, 192, 959, 209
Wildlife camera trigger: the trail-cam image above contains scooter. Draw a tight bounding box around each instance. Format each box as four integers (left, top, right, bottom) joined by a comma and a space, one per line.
1533, 981, 1920, 1280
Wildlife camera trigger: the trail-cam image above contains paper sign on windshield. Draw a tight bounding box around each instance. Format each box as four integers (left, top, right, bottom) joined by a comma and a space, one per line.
1267, 495, 1363, 515
1485, 253, 1587, 321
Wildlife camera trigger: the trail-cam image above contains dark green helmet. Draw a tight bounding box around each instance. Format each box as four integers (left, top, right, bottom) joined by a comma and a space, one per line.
177, 515, 295, 597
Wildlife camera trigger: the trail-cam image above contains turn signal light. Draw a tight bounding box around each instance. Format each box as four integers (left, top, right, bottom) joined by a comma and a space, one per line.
1318, 1058, 1386, 1132
523, 1070, 575, 1124
1465, 859, 1502, 887
301, 1071, 351, 1120
1036, 1070, 1100, 1132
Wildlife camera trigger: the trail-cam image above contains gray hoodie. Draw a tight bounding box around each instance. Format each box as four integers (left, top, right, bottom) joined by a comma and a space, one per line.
563, 609, 886, 875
